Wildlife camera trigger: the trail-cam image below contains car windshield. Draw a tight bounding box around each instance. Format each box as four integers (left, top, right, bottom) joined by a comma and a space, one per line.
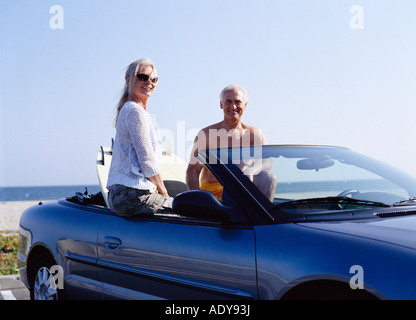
208, 145, 416, 216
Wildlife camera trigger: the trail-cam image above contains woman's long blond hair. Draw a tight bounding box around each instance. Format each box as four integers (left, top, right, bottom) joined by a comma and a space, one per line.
114, 58, 158, 126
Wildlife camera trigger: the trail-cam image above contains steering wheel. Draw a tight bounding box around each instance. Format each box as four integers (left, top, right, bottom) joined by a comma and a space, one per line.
337, 189, 360, 197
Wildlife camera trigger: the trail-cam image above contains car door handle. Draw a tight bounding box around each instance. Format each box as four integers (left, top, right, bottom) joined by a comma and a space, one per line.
103, 236, 122, 251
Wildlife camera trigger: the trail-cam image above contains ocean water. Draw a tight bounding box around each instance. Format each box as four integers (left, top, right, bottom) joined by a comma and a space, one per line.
0, 179, 401, 202
0, 185, 101, 201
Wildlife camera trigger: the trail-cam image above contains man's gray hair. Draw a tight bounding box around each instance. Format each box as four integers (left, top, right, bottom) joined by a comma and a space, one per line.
219, 84, 248, 103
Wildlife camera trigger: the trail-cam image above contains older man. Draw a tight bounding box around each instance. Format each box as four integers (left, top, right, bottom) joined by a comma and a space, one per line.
186, 84, 276, 201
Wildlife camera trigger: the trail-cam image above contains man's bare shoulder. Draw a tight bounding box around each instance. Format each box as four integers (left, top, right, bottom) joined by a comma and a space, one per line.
192, 122, 223, 146
241, 123, 258, 130
242, 123, 265, 136
201, 121, 259, 131
199, 121, 224, 133
241, 123, 266, 144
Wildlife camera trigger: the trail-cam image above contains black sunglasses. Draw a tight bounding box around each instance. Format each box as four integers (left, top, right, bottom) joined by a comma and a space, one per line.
136, 73, 158, 84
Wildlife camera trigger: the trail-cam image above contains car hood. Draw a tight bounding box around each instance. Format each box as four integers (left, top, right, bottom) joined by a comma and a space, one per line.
300, 214, 416, 250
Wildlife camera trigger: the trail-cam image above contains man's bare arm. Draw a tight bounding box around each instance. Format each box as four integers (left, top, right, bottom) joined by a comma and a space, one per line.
185, 129, 207, 190
186, 162, 202, 190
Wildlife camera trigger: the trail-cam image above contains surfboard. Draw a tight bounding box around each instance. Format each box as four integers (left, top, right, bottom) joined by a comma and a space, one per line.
159, 138, 188, 183
96, 146, 113, 208
159, 139, 189, 198
96, 139, 188, 208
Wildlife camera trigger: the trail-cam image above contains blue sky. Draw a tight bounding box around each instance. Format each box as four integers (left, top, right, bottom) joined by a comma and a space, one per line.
1, 0, 415, 187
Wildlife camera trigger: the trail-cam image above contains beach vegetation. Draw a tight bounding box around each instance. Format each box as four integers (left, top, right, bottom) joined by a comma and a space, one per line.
0, 231, 19, 275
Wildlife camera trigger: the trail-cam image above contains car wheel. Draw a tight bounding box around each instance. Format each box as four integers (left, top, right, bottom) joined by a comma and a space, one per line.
29, 253, 65, 300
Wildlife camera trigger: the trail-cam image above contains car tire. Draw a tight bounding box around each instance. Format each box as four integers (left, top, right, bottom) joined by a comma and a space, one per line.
29, 253, 66, 300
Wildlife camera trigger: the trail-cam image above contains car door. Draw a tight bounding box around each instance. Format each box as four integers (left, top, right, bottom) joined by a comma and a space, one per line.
53, 203, 106, 299
97, 214, 257, 300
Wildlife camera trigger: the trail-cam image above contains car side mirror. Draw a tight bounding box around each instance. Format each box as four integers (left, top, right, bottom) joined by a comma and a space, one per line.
172, 190, 232, 223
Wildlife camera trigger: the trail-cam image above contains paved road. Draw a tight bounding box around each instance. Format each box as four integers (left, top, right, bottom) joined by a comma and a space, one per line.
0, 287, 29, 300
0, 275, 30, 300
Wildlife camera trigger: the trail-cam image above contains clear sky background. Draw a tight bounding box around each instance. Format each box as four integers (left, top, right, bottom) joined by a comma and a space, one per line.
1, 0, 415, 187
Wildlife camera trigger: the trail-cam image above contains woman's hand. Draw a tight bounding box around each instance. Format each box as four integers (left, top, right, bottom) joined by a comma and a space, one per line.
147, 173, 169, 196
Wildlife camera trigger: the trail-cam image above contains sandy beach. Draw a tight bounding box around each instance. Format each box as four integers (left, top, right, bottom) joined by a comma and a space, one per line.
0, 201, 43, 231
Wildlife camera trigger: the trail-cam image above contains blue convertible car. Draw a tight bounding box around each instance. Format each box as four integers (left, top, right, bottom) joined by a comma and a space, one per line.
18, 145, 416, 300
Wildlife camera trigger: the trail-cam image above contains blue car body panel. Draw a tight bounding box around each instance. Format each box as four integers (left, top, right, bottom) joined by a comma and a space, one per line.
20, 200, 416, 300
255, 220, 416, 299
19, 201, 105, 299
97, 214, 257, 299
19, 200, 258, 300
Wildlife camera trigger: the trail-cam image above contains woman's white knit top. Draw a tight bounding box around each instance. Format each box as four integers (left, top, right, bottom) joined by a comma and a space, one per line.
107, 101, 162, 192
